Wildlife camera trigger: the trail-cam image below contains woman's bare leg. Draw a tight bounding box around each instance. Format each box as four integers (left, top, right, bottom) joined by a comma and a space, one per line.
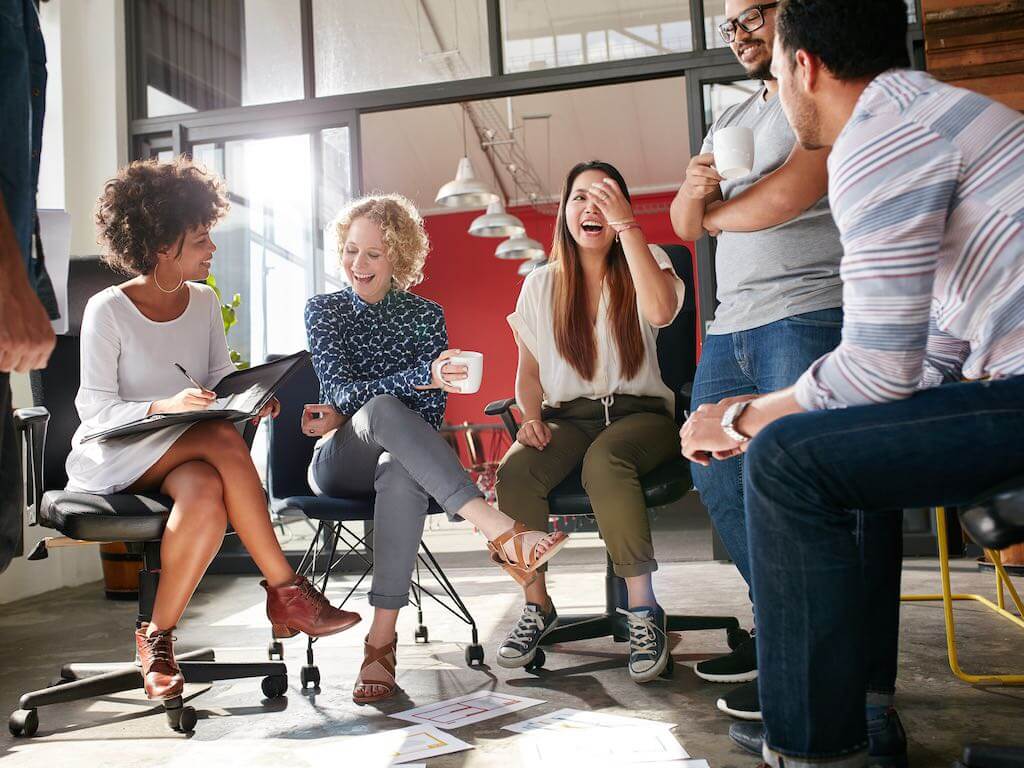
146, 461, 228, 634
132, 420, 294, 587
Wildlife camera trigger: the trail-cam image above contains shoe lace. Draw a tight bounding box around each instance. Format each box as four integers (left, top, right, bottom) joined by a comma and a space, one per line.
297, 577, 329, 616
616, 608, 664, 656
506, 608, 545, 648
143, 631, 179, 670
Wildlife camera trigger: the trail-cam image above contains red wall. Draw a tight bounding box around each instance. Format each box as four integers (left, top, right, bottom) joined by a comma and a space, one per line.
413, 192, 694, 426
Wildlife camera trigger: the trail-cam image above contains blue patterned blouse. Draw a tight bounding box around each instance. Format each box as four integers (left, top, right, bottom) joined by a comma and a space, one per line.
304, 287, 448, 429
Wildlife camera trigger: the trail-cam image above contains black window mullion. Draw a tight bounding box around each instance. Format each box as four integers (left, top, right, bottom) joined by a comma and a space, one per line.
486, 0, 503, 77
300, 0, 315, 100
691, 0, 707, 52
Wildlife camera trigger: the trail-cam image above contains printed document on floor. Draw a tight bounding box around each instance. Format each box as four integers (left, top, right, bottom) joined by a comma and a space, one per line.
390, 690, 546, 729
518, 725, 690, 765
503, 707, 676, 734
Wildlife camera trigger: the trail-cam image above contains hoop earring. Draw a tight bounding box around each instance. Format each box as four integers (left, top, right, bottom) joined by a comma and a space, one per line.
153, 259, 184, 293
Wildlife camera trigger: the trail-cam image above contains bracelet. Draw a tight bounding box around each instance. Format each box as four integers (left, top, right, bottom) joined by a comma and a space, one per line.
612, 221, 641, 234
520, 418, 542, 429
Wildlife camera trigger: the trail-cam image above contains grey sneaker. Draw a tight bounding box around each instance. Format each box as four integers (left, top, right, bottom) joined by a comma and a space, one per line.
618, 605, 670, 683
497, 602, 557, 668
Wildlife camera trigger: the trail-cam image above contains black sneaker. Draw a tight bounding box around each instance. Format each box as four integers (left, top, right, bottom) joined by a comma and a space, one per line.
717, 679, 761, 720
695, 634, 757, 683
618, 605, 670, 683
497, 602, 557, 668
729, 708, 908, 767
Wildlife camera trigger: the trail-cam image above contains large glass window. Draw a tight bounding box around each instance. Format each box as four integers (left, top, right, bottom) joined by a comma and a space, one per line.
313, 0, 490, 96
137, 0, 303, 118
501, 0, 692, 73
703, 79, 761, 129
320, 127, 354, 289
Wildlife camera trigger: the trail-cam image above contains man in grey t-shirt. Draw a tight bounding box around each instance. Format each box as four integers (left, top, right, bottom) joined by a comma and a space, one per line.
668, 0, 903, 734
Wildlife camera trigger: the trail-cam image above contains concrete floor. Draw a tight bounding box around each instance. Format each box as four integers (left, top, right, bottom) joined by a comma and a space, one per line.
1, 556, 1022, 767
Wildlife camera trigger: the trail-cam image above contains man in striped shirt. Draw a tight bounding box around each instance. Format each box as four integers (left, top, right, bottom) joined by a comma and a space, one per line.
680, 0, 1024, 765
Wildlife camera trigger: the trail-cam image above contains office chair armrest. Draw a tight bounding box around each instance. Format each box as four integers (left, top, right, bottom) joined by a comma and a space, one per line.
484, 397, 519, 439
13, 406, 50, 528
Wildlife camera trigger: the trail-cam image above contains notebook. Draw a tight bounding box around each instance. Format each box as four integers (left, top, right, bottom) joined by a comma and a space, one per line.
81, 350, 310, 443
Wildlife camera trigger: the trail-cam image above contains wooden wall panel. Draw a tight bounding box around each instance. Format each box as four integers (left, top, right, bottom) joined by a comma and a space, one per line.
922, 0, 1024, 110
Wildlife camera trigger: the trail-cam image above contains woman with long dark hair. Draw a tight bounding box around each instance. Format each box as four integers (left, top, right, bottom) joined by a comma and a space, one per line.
494, 160, 687, 683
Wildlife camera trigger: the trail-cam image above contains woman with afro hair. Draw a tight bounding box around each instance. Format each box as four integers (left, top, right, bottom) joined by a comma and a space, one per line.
65, 157, 361, 702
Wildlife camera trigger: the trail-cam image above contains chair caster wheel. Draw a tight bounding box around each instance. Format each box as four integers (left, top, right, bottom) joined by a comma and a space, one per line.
9, 709, 38, 737
300, 665, 320, 689
659, 654, 675, 680
727, 628, 750, 651
464, 644, 484, 667
525, 649, 546, 671
165, 698, 196, 733
415, 625, 429, 643
268, 640, 284, 660
261, 673, 288, 699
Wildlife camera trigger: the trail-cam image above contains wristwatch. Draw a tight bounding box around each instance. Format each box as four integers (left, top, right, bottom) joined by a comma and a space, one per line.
721, 400, 752, 444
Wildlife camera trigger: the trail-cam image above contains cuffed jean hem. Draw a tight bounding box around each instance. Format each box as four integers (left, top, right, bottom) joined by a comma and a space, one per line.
369, 592, 411, 609
612, 559, 659, 578
440, 481, 484, 522
763, 743, 868, 768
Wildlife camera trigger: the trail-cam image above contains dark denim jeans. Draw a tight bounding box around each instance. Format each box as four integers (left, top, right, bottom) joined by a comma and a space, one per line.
746, 375, 1024, 764
691, 308, 903, 699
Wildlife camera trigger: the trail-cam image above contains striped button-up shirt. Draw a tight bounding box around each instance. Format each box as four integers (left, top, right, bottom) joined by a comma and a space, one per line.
795, 69, 1024, 411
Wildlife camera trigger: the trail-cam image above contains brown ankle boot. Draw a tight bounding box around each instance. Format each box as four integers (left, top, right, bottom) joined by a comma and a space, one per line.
262, 575, 361, 639
135, 624, 184, 700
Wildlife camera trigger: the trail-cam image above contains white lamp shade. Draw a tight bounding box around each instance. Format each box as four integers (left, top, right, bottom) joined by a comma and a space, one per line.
434, 156, 499, 209
468, 199, 526, 238
496, 234, 545, 261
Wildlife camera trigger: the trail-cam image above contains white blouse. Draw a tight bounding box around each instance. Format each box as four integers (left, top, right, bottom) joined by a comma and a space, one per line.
507, 244, 685, 417
65, 282, 236, 495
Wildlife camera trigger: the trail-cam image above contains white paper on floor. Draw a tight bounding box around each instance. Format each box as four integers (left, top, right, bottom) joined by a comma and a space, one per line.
390, 689, 546, 729
503, 707, 677, 734
307, 724, 470, 765
518, 725, 690, 765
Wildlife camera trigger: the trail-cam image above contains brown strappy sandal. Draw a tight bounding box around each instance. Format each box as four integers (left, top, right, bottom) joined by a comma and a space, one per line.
352, 635, 398, 704
487, 522, 569, 587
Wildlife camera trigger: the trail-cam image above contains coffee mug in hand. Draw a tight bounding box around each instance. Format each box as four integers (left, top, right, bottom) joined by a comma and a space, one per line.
714, 126, 755, 180
447, 351, 484, 394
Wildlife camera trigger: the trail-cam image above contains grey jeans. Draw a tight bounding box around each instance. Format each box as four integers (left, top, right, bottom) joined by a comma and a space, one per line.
309, 394, 483, 609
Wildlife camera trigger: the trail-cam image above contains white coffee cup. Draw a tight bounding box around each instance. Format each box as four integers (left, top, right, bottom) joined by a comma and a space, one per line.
445, 351, 484, 394
714, 126, 755, 180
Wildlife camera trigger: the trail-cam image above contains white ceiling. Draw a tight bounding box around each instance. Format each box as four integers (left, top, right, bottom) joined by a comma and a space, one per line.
361, 76, 690, 216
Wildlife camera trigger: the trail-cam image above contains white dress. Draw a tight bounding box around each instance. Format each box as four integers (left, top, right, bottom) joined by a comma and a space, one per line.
65, 282, 236, 495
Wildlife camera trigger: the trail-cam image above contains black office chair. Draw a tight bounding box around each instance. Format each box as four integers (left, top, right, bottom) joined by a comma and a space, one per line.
8, 259, 287, 738
264, 354, 485, 689
484, 244, 747, 671
953, 476, 1024, 768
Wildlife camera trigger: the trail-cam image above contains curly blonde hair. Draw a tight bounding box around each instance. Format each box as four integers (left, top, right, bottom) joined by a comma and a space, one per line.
332, 194, 429, 290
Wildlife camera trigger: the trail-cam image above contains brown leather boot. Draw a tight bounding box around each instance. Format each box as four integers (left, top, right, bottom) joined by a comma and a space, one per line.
135, 624, 184, 700
262, 575, 361, 639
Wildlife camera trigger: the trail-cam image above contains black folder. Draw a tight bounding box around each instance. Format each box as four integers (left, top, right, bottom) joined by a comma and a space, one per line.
81, 350, 310, 444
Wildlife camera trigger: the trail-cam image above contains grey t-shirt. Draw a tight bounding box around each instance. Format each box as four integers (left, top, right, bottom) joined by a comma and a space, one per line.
701, 87, 843, 334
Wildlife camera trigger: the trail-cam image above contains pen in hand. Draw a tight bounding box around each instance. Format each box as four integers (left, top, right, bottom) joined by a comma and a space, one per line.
174, 363, 214, 396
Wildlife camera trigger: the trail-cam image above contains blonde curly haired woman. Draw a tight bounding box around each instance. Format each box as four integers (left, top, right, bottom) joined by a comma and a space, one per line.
303, 194, 569, 703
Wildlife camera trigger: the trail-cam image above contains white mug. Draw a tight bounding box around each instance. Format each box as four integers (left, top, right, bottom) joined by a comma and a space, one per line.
445, 351, 484, 394
714, 126, 755, 180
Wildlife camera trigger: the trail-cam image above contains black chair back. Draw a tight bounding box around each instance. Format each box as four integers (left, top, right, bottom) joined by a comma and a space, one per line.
31, 258, 124, 490
266, 354, 320, 502
654, 244, 698, 423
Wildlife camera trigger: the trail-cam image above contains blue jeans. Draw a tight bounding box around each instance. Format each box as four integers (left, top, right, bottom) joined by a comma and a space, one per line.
691, 309, 903, 696
746, 375, 1024, 764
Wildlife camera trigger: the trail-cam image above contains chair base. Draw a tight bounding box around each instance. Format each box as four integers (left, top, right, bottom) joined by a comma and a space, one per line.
901, 507, 1024, 686
10, 647, 287, 737
275, 519, 484, 687
539, 555, 746, 658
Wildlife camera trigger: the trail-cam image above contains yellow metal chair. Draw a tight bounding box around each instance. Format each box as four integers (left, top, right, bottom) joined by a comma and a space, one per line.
901, 493, 1024, 686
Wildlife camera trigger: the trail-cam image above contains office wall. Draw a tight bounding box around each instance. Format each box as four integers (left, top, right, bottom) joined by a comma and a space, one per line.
415, 191, 694, 426
1, 0, 126, 605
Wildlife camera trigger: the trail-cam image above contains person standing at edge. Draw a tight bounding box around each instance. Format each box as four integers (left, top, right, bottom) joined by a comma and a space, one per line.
670, 0, 905, 731
0, 0, 59, 573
